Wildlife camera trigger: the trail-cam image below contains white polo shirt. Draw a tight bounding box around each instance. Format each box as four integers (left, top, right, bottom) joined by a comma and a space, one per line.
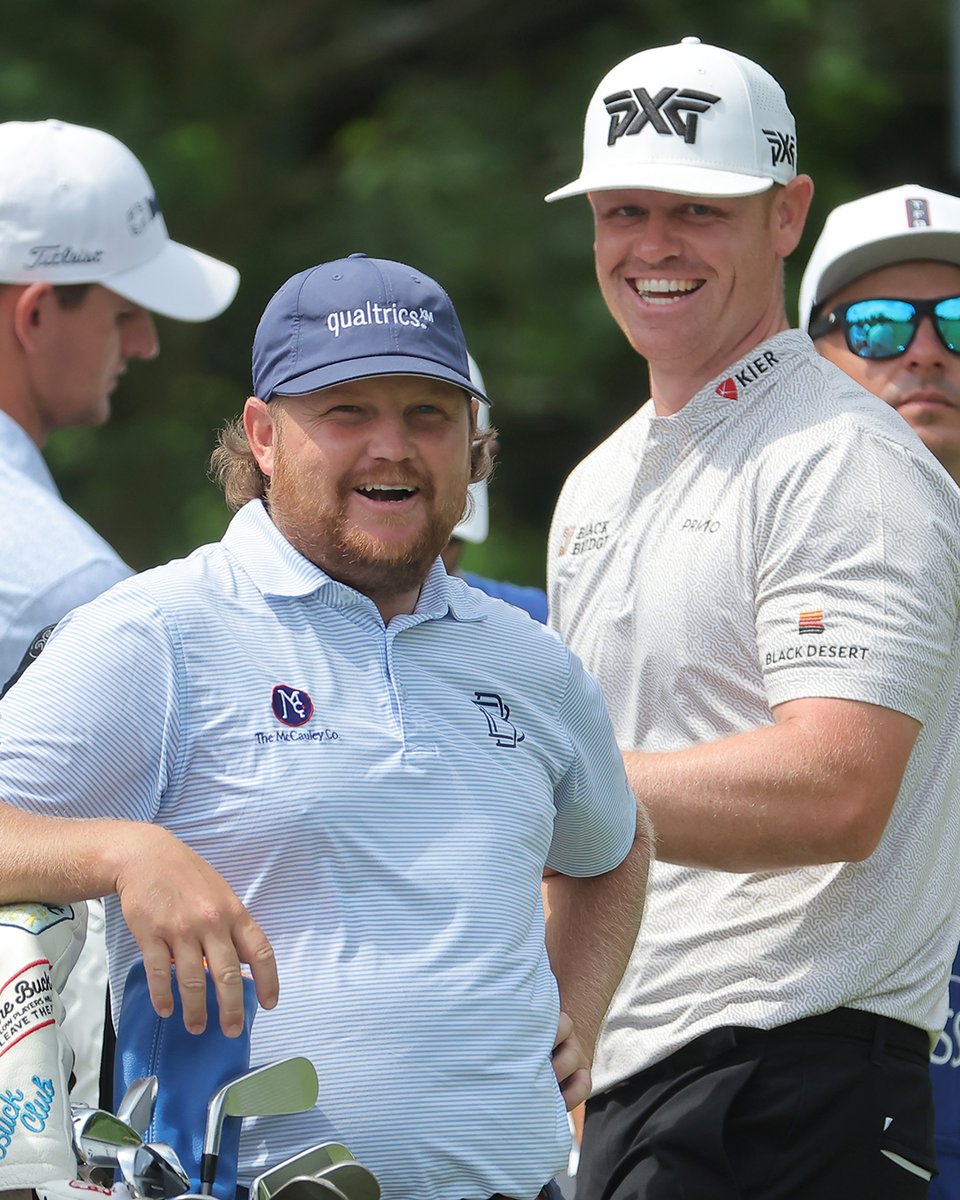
549, 330, 960, 1093
0, 499, 636, 1200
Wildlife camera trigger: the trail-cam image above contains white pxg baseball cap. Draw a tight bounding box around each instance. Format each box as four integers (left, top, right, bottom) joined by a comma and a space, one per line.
0, 118, 239, 320
798, 184, 960, 330
546, 36, 797, 202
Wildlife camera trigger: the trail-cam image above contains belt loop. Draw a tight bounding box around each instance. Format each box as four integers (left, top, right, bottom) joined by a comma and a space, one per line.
871, 1013, 886, 1062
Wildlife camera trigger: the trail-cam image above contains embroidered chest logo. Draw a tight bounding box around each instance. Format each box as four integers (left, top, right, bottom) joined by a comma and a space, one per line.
472, 692, 526, 748
271, 684, 314, 726
558, 520, 610, 557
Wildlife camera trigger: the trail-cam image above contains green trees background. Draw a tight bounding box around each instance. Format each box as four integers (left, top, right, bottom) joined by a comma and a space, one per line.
2, 0, 953, 585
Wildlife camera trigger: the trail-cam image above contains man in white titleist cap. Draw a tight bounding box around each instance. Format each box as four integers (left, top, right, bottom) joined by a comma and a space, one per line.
0, 118, 239, 1108
546, 37, 960, 1197
800, 183, 960, 1200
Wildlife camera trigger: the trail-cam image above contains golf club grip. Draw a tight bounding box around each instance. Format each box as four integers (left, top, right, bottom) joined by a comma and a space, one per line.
199, 1153, 218, 1192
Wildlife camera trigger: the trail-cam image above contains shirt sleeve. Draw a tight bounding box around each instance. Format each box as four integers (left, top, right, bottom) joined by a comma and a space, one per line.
546, 651, 637, 877
0, 556, 132, 689
0, 582, 180, 823
755, 427, 960, 721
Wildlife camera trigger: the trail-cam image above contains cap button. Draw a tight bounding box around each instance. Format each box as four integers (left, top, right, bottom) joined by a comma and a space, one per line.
680, 36, 701, 44
347, 252, 369, 260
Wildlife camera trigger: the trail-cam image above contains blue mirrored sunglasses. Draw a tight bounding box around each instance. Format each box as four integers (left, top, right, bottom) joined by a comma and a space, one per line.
808, 295, 960, 360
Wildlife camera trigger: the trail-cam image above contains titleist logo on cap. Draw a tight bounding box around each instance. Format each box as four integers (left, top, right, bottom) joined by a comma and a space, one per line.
24, 244, 104, 269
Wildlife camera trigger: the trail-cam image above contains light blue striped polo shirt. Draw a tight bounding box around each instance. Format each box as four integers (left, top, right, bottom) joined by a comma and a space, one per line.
0, 409, 130, 688
0, 500, 636, 1200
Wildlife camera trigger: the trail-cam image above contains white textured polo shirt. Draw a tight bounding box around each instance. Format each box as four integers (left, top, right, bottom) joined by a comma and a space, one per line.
0, 409, 130, 688
0, 499, 636, 1200
549, 330, 960, 1093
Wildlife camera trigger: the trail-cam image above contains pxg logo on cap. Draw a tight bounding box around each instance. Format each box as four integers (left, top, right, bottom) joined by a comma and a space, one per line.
545, 36, 797, 202
253, 253, 490, 405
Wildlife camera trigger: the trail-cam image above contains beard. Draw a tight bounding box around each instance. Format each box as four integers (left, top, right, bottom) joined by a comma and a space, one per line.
266, 445, 469, 603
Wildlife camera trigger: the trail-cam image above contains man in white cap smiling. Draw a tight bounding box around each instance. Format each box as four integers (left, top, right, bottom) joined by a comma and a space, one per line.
546, 37, 960, 1198
801, 184, 960, 1200
0, 118, 239, 1108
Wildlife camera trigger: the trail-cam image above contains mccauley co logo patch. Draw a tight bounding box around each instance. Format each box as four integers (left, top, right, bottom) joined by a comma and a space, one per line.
272, 684, 314, 727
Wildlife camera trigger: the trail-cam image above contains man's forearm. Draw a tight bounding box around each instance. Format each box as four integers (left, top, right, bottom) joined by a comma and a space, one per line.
624, 696, 920, 871
0, 801, 128, 902
542, 806, 653, 1057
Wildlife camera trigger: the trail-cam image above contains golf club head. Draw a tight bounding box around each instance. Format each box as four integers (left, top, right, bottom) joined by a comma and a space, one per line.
199, 1056, 319, 1194
313, 1162, 380, 1200
72, 1106, 142, 1166
251, 1143, 354, 1200
116, 1142, 142, 1195
116, 1074, 159, 1136
272, 1176, 346, 1200
130, 1141, 192, 1198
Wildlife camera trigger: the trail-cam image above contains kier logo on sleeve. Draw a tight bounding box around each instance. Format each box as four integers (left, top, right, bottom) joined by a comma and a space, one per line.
716, 349, 781, 399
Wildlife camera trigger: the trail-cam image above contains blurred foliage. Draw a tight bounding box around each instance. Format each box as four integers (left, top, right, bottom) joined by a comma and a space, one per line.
1, 0, 953, 584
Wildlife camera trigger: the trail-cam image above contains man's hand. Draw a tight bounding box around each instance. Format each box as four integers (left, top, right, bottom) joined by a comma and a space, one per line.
552, 1009, 591, 1111
114, 823, 279, 1036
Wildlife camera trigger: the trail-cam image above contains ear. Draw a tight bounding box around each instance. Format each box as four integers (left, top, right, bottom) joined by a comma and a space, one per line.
242, 396, 279, 478
772, 174, 815, 258
10, 282, 58, 353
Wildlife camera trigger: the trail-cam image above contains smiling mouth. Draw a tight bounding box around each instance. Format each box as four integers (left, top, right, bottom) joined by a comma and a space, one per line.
630, 278, 704, 306
354, 483, 419, 503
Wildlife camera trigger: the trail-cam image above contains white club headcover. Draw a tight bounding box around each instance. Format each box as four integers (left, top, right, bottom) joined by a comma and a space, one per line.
0, 903, 88, 1186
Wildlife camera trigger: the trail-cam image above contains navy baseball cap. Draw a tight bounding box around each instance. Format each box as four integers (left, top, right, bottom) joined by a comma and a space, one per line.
252, 253, 490, 404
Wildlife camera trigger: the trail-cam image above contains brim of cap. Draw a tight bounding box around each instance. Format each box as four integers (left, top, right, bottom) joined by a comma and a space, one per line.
270, 355, 491, 405
810, 231, 960, 312
545, 165, 775, 202
106, 239, 240, 322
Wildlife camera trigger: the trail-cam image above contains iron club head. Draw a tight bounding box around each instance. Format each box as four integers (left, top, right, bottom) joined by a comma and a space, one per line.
250, 1143, 354, 1200
116, 1074, 159, 1136
271, 1177, 347, 1200
313, 1162, 380, 1200
198, 1056, 319, 1195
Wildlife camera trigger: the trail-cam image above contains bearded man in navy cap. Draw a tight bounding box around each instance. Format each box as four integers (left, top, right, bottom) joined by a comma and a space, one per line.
0, 253, 650, 1200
